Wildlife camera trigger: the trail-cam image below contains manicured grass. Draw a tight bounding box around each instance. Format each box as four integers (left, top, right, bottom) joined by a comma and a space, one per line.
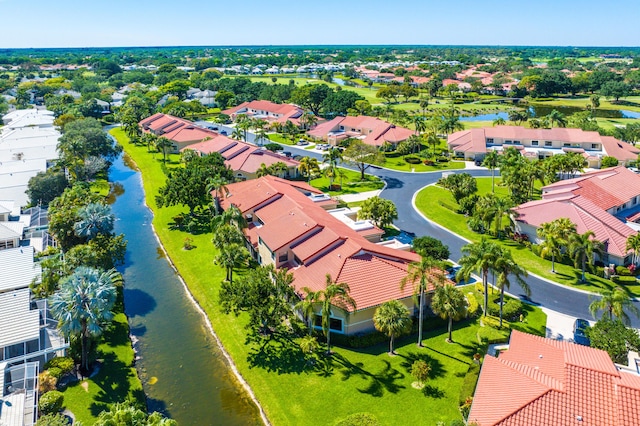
267, 133, 296, 145
60, 312, 145, 424
310, 167, 384, 195
383, 156, 466, 172
414, 178, 640, 296
90, 178, 110, 197
111, 127, 549, 425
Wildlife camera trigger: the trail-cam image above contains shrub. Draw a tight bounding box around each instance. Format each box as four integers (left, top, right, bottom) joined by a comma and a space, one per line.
474, 282, 484, 294
616, 265, 631, 276
486, 297, 524, 322
44, 357, 74, 376
530, 244, 542, 257
404, 155, 422, 164
459, 364, 480, 404
47, 367, 63, 380
436, 156, 449, 163
458, 195, 478, 215
595, 266, 605, 278
39, 390, 64, 415
334, 413, 380, 426
466, 293, 480, 318
330, 330, 388, 348
612, 275, 637, 284
38, 370, 58, 393
36, 413, 70, 426
424, 159, 434, 166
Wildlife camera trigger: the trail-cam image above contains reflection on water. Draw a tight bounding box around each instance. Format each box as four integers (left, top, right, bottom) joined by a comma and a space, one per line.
109, 153, 261, 425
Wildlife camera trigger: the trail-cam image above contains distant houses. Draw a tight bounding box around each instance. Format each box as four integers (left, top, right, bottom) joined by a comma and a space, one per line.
222, 100, 304, 126
139, 113, 300, 180
308, 115, 414, 148
513, 166, 640, 265
220, 176, 431, 335
448, 126, 640, 167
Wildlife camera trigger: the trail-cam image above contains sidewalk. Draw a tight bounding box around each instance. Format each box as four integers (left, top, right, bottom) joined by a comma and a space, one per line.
338, 190, 382, 203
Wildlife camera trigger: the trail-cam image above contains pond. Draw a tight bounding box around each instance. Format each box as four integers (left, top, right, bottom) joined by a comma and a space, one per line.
109, 153, 261, 425
528, 104, 640, 119
460, 112, 509, 122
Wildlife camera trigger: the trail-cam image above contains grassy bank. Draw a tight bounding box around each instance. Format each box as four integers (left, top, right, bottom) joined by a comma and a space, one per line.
310, 167, 384, 195
414, 178, 640, 296
111, 128, 545, 425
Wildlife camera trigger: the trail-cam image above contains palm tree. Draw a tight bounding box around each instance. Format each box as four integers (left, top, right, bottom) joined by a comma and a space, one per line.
492, 196, 513, 238
214, 242, 249, 283
155, 137, 173, 164
431, 284, 467, 342
206, 176, 229, 215
211, 224, 245, 250
401, 256, 445, 347
296, 288, 318, 335
211, 205, 247, 230
419, 97, 430, 117
412, 115, 426, 136
492, 117, 506, 126
300, 112, 318, 131
49, 266, 120, 373
141, 132, 157, 153
439, 108, 464, 135
298, 156, 320, 182
494, 249, 529, 327
546, 109, 567, 128
316, 274, 356, 355
626, 234, 640, 266
425, 131, 440, 158
322, 147, 343, 188
538, 222, 563, 273
457, 239, 502, 316
590, 94, 600, 117
231, 127, 244, 141
373, 300, 411, 355
74, 203, 115, 240
256, 163, 271, 177
569, 231, 605, 283
589, 287, 640, 325
482, 150, 499, 192
255, 128, 269, 147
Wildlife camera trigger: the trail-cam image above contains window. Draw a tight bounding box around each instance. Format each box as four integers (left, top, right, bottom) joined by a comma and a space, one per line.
314, 315, 343, 332
592, 144, 599, 149
545, 141, 553, 147
505, 140, 512, 145
531, 140, 539, 146
486, 138, 494, 144
563, 143, 570, 147
278, 253, 288, 262
271, 251, 275, 260
513, 140, 520, 145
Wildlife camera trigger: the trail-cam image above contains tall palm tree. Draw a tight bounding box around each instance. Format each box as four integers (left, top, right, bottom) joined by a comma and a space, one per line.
538, 222, 563, 273
492, 117, 506, 126
315, 274, 356, 355
431, 284, 467, 342
412, 115, 426, 136
401, 256, 445, 347
212, 224, 245, 250
569, 231, 605, 283
626, 234, 640, 266
155, 137, 173, 164
255, 128, 269, 147
214, 243, 249, 283
256, 163, 271, 177
231, 127, 244, 141
546, 109, 567, 128
206, 176, 229, 215
296, 288, 318, 335
322, 147, 343, 188
74, 203, 115, 240
482, 150, 500, 193
494, 249, 529, 327
141, 132, 158, 153
298, 156, 320, 182
211, 205, 247, 230
49, 266, 120, 372
589, 287, 640, 325
457, 239, 502, 316
373, 300, 411, 355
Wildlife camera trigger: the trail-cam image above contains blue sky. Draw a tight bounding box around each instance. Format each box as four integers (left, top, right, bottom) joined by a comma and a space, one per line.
1, 0, 639, 48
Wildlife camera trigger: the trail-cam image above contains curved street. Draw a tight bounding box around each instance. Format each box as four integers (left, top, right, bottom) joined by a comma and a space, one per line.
194, 123, 640, 328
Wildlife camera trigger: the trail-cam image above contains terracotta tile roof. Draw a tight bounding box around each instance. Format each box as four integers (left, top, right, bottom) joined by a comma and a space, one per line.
308, 115, 413, 146
140, 113, 217, 143
469, 330, 640, 426
223, 100, 303, 123
448, 126, 639, 162
220, 176, 420, 311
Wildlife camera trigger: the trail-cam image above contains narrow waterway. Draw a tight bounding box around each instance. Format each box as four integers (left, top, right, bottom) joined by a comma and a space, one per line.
108, 153, 261, 425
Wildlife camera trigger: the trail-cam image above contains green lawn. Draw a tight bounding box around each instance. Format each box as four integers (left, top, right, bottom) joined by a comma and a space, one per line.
60, 312, 145, 424
110, 127, 549, 425
383, 156, 466, 172
310, 167, 384, 195
414, 178, 640, 296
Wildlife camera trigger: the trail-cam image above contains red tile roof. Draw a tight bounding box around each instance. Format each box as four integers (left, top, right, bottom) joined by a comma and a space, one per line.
469, 330, 640, 426
222, 100, 303, 124
220, 176, 421, 311
307, 115, 413, 146
140, 113, 217, 143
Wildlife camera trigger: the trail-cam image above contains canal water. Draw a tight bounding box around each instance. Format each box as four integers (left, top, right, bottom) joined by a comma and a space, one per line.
108, 153, 261, 425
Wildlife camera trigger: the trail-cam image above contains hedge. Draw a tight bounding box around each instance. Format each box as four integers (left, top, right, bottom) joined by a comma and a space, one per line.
485, 297, 524, 322
458, 363, 480, 405
39, 390, 64, 415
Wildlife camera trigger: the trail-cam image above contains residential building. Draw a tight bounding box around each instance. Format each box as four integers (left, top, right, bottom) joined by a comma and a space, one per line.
1, 109, 54, 130
307, 115, 414, 148
183, 135, 300, 181
513, 166, 640, 265
140, 113, 219, 152
220, 176, 432, 335
469, 330, 640, 426
222, 100, 304, 125
448, 126, 640, 166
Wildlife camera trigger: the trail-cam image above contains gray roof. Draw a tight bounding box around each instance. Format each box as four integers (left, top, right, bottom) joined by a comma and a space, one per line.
0, 246, 39, 292
0, 287, 40, 347
0, 222, 21, 241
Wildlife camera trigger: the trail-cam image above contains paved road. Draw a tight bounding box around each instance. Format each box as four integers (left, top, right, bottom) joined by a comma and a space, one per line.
194, 121, 640, 328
